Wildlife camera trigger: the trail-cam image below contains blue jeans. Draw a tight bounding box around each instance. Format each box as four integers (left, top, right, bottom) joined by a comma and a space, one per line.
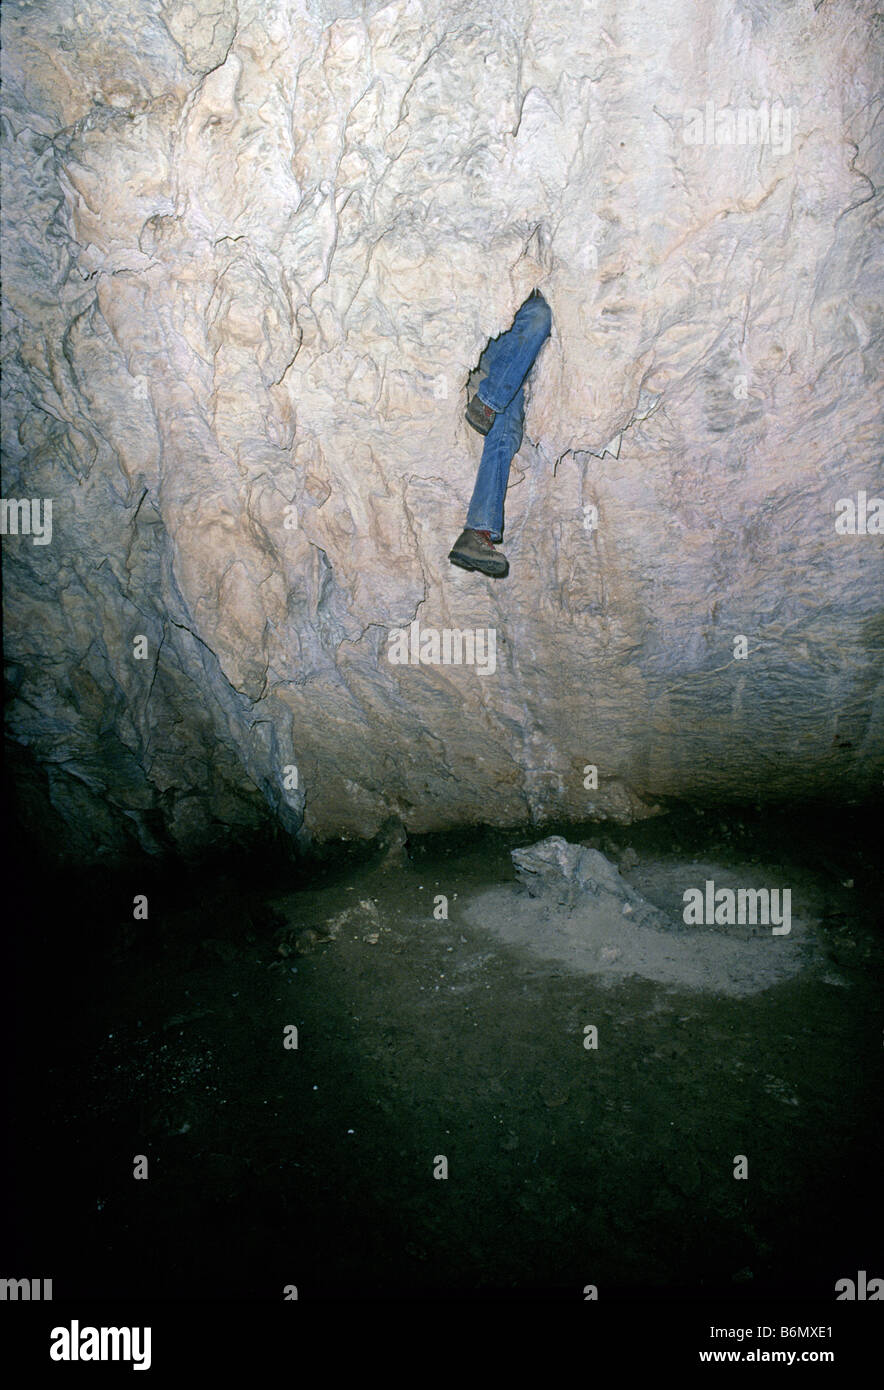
465, 289, 552, 542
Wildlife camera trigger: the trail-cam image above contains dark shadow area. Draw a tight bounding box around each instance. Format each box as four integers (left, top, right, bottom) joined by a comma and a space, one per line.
2, 789, 882, 1301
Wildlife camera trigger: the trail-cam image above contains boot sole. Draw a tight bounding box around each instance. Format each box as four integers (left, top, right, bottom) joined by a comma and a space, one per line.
448, 550, 508, 578
465, 414, 493, 436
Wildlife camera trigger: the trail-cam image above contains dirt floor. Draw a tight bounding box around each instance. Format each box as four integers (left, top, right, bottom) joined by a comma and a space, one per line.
4, 802, 882, 1301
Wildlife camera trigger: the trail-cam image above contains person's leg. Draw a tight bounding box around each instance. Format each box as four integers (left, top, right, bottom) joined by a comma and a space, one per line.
450, 290, 551, 575
464, 384, 525, 542
475, 290, 551, 415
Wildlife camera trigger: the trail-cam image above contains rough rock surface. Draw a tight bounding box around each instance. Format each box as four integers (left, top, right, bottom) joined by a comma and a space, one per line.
512, 834, 672, 926
2, 0, 882, 861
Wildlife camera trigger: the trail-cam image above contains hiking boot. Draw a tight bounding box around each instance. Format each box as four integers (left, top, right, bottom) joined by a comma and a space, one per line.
465, 394, 496, 435
448, 528, 509, 578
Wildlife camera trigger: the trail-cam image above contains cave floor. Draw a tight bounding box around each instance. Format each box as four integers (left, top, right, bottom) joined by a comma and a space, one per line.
7, 805, 883, 1301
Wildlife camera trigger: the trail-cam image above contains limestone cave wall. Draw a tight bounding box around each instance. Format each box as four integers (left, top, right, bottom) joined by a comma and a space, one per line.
2, 0, 882, 861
